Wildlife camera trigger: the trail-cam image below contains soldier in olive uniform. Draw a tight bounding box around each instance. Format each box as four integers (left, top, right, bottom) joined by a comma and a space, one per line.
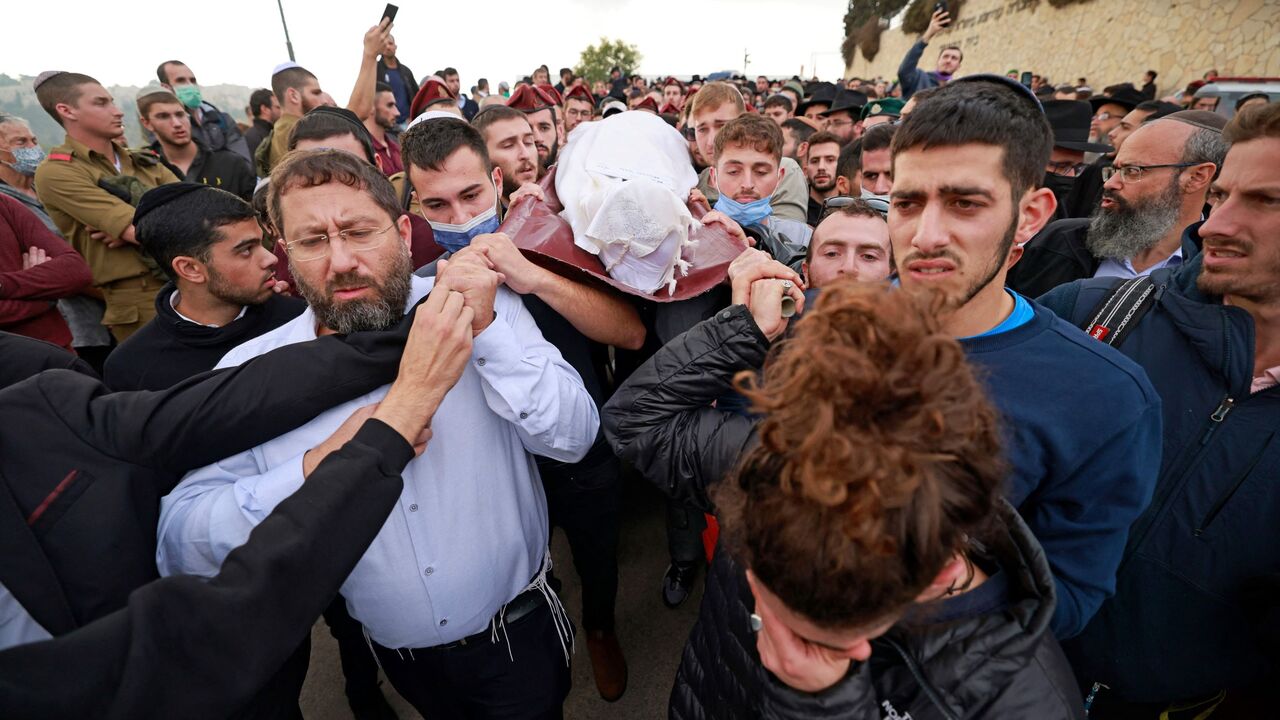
32, 71, 179, 341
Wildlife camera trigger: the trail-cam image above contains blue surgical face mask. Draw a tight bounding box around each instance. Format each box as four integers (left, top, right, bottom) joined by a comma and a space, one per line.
5, 146, 45, 176
714, 193, 773, 227
425, 191, 501, 253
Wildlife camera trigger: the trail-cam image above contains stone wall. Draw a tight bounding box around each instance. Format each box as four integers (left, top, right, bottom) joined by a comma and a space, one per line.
844, 0, 1280, 99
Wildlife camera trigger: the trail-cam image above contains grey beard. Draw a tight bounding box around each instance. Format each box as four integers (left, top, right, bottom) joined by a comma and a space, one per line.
1086, 178, 1182, 261
294, 247, 413, 334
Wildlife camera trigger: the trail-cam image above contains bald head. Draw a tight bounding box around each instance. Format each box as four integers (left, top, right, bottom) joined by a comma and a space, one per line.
1120, 119, 1199, 167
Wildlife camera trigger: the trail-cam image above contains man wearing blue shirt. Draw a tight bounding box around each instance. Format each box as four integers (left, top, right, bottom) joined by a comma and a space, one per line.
889, 76, 1163, 638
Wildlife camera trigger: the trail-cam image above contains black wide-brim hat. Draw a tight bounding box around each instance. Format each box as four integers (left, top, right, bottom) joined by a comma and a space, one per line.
794, 83, 836, 115
819, 87, 869, 117
1089, 83, 1147, 114
1044, 99, 1114, 153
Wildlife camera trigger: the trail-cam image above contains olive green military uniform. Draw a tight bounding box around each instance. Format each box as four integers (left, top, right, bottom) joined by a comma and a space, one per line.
34, 136, 179, 341
255, 112, 300, 177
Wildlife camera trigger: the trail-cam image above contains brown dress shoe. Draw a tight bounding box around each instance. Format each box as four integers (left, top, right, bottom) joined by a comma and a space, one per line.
585, 630, 628, 702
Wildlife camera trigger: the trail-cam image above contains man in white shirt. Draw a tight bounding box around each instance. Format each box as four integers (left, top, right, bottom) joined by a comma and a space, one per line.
156, 149, 598, 718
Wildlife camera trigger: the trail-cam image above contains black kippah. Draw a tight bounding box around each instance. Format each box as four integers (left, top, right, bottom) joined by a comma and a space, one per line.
133, 182, 210, 226
306, 106, 375, 144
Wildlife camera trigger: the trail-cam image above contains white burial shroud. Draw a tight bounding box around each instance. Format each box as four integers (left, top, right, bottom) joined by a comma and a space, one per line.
555, 111, 700, 294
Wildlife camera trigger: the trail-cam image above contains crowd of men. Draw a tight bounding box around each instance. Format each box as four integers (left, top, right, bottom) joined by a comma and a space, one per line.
1, 6, 1278, 720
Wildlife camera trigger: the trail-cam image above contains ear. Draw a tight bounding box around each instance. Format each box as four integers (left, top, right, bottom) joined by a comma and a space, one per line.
171, 256, 208, 285
778, 164, 786, 180
709, 166, 719, 191
286, 87, 300, 107
800, 260, 810, 286
374, 153, 385, 174
395, 213, 413, 250
915, 554, 969, 603
835, 176, 850, 195
491, 165, 505, 195
55, 102, 76, 125
161, 83, 173, 93
139, 115, 153, 132
1183, 162, 1216, 194
796, 141, 809, 163
1014, 186, 1057, 249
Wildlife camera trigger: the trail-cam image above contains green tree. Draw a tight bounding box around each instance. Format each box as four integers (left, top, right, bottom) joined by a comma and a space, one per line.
574, 38, 642, 84
842, 0, 910, 65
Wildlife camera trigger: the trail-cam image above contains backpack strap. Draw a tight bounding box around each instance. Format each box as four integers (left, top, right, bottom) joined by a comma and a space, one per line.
1081, 276, 1158, 348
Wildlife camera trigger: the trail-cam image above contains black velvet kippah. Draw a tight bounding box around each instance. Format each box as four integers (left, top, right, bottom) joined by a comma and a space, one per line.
133, 182, 210, 226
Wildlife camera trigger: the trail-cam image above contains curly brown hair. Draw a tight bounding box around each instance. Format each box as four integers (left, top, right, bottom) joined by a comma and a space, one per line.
714, 281, 1005, 630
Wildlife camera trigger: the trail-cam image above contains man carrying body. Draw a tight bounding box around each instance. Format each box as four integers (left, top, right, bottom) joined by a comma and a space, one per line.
889, 76, 1162, 638
507, 84, 564, 172
1038, 100, 1280, 719
472, 105, 541, 207
402, 116, 648, 701
104, 184, 300, 391
139, 91, 256, 202
803, 131, 846, 226
157, 59, 252, 165
709, 114, 812, 247
33, 71, 180, 341
897, 8, 963, 100
690, 82, 807, 222
157, 149, 599, 717
1009, 111, 1225, 298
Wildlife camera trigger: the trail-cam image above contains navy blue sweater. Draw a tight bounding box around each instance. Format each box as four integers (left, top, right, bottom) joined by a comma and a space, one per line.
961, 301, 1162, 638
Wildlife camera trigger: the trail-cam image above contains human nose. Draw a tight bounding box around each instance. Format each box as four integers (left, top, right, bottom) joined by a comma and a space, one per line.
912, 203, 950, 254
1199, 194, 1240, 241
1103, 170, 1124, 192
873, 176, 892, 194
326, 234, 360, 273
257, 245, 278, 269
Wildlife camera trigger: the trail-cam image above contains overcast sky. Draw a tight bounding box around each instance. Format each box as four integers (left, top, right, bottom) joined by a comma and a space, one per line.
2, 0, 850, 92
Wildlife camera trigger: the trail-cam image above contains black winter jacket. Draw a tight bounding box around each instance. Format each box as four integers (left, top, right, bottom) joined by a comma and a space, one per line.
0, 317, 414, 642
603, 305, 1085, 719
0, 420, 411, 719
1040, 254, 1280, 703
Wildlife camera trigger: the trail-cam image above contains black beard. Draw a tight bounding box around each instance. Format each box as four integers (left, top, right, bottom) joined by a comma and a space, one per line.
1086, 176, 1182, 261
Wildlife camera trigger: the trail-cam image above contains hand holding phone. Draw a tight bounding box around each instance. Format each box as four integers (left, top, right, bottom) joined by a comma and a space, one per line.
382, 3, 399, 24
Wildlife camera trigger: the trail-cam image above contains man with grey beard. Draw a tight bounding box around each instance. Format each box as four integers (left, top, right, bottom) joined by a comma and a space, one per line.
1008, 110, 1227, 299
157, 149, 598, 717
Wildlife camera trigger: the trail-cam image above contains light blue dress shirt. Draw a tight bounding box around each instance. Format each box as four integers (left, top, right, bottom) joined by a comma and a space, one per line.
0, 579, 52, 651
156, 276, 599, 649
1093, 246, 1184, 280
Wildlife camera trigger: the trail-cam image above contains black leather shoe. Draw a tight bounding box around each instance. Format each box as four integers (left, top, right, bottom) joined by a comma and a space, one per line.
662, 562, 699, 608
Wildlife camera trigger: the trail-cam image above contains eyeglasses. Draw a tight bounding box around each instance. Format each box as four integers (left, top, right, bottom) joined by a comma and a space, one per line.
1046, 160, 1090, 177
1092, 111, 1114, 122
826, 118, 855, 129
1101, 162, 1198, 184
285, 224, 396, 261
822, 195, 890, 218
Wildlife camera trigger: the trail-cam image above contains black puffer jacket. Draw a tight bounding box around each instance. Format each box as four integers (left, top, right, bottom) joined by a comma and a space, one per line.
603, 304, 1085, 719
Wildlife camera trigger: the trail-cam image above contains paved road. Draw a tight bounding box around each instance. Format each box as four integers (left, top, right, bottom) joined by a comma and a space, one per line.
299, 477, 706, 720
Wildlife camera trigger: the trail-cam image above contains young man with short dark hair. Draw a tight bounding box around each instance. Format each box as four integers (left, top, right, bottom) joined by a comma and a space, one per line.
890, 76, 1162, 638
138, 91, 256, 202
400, 116, 646, 701
472, 105, 541, 205
859, 122, 895, 199
802, 198, 891, 287
710, 113, 812, 247
33, 71, 181, 341
244, 87, 280, 158
156, 59, 252, 164
803, 130, 845, 225
689, 82, 808, 222
104, 184, 300, 391
364, 82, 404, 175
761, 94, 793, 126
897, 8, 963, 99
